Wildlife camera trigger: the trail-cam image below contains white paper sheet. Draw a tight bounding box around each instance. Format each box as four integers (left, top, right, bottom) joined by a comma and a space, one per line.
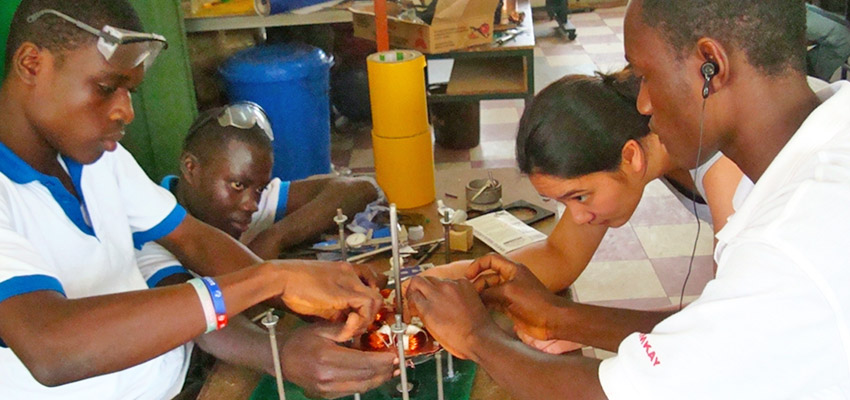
465, 210, 547, 255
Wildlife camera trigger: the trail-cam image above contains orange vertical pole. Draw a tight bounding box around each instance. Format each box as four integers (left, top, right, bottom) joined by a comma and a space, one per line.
374, 0, 389, 51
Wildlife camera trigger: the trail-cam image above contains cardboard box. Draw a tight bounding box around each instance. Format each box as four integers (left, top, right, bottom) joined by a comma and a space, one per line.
350, 0, 501, 54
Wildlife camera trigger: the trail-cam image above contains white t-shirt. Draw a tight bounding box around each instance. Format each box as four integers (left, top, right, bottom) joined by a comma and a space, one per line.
599, 81, 850, 399
136, 176, 290, 284
660, 151, 755, 224
0, 144, 191, 399
661, 151, 719, 223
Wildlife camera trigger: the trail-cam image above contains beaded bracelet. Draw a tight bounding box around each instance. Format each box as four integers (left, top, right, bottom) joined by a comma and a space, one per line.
187, 278, 217, 333
201, 276, 228, 330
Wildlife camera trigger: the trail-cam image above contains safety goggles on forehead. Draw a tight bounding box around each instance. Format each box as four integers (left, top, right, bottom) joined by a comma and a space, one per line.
190, 102, 275, 141
26, 9, 168, 71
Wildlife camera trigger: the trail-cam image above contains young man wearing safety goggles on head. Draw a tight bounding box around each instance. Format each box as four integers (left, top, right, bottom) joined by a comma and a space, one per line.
144, 102, 381, 259
0, 1, 395, 399
135, 102, 386, 397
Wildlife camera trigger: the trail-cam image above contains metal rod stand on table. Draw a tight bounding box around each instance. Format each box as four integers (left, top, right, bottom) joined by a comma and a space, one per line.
334, 208, 348, 260
435, 346, 445, 400
261, 311, 286, 400
441, 212, 452, 264
389, 204, 410, 400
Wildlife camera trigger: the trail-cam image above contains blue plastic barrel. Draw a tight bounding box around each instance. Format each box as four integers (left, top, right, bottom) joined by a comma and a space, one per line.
220, 43, 333, 181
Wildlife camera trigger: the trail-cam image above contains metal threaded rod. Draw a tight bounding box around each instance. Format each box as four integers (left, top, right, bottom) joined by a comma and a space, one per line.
261, 310, 286, 400
441, 212, 452, 264
389, 204, 403, 313
334, 208, 348, 261
435, 347, 445, 400
392, 314, 410, 400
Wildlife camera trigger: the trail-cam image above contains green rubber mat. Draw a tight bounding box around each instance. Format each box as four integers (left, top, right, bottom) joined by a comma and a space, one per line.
250, 356, 477, 400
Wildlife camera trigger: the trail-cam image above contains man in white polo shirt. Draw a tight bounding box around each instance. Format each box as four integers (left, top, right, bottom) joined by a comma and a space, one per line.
0, 0, 393, 399
405, 0, 850, 399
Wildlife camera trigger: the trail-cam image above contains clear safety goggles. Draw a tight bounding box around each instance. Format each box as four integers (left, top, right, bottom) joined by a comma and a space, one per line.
27, 9, 168, 71
190, 102, 275, 141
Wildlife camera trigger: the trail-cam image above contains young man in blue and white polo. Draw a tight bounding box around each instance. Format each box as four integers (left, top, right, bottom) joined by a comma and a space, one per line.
0, 0, 393, 398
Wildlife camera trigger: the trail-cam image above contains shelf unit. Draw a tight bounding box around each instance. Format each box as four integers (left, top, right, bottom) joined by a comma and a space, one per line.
183, 8, 352, 32
426, 0, 535, 104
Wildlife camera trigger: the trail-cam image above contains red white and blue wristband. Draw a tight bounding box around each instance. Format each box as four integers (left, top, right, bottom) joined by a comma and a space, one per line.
201, 276, 228, 330
187, 278, 217, 333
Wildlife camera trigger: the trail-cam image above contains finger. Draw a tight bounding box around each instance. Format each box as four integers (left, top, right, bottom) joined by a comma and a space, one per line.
479, 285, 510, 311
354, 264, 384, 289
540, 340, 584, 355
406, 275, 438, 299
471, 271, 501, 292
401, 298, 413, 323
515, 328, 535, 344
337, 306, 376, 341
341, 283, 383, 321
476, 254, 519, 282
513, 320, 549, 341
406, 287, 427, 318
464, 253, 499, 280
374, 270, 389, 290
400, 276, 411, 297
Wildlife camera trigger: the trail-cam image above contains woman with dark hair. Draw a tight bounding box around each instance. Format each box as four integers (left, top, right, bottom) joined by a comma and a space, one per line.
517, 70, 745, 234
414, 69, 749, 353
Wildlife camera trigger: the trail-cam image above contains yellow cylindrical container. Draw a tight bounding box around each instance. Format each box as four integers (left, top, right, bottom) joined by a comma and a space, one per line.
190, 0, 255, 17
367, 50, 429, 138
372, 129, 436, 209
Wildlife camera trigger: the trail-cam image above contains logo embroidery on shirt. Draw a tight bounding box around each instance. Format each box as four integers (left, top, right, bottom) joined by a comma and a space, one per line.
638, 333, 661, 366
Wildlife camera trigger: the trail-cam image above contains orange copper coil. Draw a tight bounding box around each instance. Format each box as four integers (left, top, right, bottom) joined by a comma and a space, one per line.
407, 331, 427, 352
366, 331, 391, 350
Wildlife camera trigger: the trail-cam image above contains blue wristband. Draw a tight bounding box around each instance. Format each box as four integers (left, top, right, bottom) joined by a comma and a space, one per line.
201, 277, 226, 316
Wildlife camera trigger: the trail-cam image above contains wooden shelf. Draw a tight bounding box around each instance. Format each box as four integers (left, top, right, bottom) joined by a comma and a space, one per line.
183, 8, 352, 32
426, 0, 535, 104
446, 57, 527, 96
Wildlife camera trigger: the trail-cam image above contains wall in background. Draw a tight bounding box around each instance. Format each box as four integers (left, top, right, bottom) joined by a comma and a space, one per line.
0, 0, 196, 180
0, 0, 23, 84
126, 0, 198, 180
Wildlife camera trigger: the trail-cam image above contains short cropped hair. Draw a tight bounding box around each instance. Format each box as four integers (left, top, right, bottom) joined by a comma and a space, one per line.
640, 0, 807, 76
516, 70, 650, 178
183, 107, 273, 164
6, 0, 143, 72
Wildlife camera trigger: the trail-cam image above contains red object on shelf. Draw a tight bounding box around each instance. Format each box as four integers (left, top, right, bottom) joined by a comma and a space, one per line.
373, 0, 389, 51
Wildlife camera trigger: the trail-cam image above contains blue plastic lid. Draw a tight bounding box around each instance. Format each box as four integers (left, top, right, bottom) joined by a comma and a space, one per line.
219, 43, 333, 83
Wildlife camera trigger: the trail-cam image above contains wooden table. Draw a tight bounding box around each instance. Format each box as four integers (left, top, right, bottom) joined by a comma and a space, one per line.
198, 167, 557, 400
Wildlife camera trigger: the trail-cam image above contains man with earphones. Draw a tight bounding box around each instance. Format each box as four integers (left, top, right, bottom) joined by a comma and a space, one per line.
405, 0, 850, 399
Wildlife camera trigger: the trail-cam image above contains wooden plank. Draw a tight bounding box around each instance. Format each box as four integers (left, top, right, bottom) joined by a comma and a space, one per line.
184, 8, 351, 32
446, 57, 527, 96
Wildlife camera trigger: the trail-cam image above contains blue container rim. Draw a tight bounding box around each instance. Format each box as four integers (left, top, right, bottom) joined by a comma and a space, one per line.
220, 43, 333, 83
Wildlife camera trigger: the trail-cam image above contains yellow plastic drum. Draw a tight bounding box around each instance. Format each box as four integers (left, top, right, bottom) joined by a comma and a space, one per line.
367, 50, 429, 138
372, 129, 435, 209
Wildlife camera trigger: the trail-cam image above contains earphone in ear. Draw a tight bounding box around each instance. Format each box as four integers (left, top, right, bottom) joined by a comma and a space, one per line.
701, 61, 718, 99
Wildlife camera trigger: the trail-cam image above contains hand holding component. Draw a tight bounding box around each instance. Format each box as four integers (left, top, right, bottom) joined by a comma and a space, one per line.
270, 260, 383, 340
406, 276, 497, 360
280, 322, 396, 399
468, 253, 567, 341
353, 263, 388, 290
